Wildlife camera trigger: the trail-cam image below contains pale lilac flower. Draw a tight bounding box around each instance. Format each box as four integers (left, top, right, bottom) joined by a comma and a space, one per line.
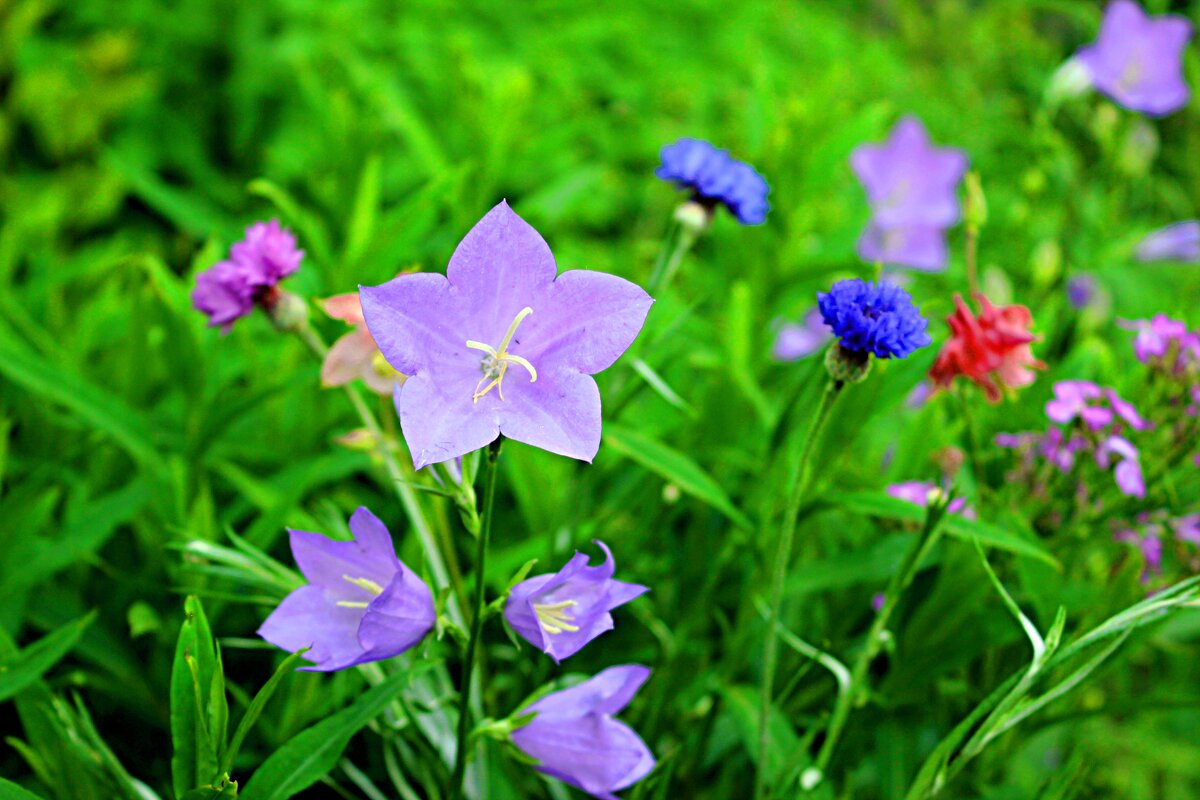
1097, 436, 1146, 497
258, 507, 435, 671
1123, 315, 1198, 368
886, 481, 975, 519
1105, 388, 1151, 431
192, 219, 304, 332
906, 381, 932, 410
360, 202, 653, 468
1045, 381, 1112, 430
772, 309, 831, 361
1136, 221, 1200, 263
511, 665, 655, 800
850, 117, 969, 229
1075, 0, 1193, 117
856, 222, 950, 272
504, 542, 647, 663
1171, 514, 1200, 544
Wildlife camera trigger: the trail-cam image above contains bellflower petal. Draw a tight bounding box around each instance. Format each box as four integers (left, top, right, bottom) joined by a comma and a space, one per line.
1136, 221, 1200, 263
258, 507, 435, 671
361, 201, 653, 468
505, 541, 647, 662
511, 665, 654, 800
772, 309, 831, 361
856, 221, 951, 272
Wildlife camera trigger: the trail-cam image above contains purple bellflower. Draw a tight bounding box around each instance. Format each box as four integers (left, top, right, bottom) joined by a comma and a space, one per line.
1136, 221, 1200, 263
656, 138, 770, 225
192, 220, 304, 332
772, 308, 832, 361
817, 278, 931, 360
360, 202, 653, 468
504, 541, 647, 662
1075, 0, 1193, 117
850, 116, 968, 271
511, 665, 655, 800
258, 507, 435, 671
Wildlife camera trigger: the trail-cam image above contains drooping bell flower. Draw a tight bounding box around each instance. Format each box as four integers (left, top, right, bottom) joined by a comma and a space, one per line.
929, 294, 1044, 402
771, 309, 831, 361
886, 481, 975, 519
655, 138, 770, 225
1074, 0, 1193, 117
511, 665, 655, 800
321, 293, 405, 395
1135, 221, 1200, 263
258, 507, 435, 671
504, 541, 647, 663
192, 220, 305, 332
360, 201, 653, 468
850, 116, 968, 271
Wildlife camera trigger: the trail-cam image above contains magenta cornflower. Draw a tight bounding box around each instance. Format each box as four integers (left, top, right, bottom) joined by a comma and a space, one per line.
257, 507, 435, 671
1074, 0, 1193, 117
192, 220, 304, 332
360, 201, 653, 468
504, 541, 647, 663
511, 665, 655, 799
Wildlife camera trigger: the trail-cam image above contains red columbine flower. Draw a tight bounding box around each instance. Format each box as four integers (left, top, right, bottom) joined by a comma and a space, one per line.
929, 294, 1044, 402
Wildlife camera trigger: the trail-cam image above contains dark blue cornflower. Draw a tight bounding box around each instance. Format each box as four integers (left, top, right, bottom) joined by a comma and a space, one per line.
817, 279, 931, 360
656, 138, 770, 225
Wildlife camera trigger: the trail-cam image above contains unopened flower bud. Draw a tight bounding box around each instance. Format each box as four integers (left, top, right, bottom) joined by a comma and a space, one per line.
964, 172, 987, 233
265, 289, 309, 333
674, 200, 712, 236
825, 342, 871, 384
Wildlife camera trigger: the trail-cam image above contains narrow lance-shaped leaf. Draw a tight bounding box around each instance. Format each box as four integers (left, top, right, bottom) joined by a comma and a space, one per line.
0, 611, 96, 703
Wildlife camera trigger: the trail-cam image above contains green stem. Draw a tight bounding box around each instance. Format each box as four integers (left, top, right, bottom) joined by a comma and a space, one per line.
449, 438, 502, 800
292, 322, 464, 626
811, 503, 947, 782
754, 379, 842, 800
648, 216, 701, 295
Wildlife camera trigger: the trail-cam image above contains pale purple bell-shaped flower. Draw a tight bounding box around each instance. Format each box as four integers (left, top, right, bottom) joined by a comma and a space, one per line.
1075, 0, 1193, 117
504, 541, 647, 663
360, 201, 653, 468
856, 222, 951, 272
511, 665, 655, 800
771, 308, 831, 361
257, 507, 435, 671
1136, 221, 1200, 263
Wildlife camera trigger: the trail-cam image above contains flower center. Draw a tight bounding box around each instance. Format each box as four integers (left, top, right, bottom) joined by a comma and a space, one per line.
533, 599, 579, 635
336, 574, 385, 609
466, 306, 538, 403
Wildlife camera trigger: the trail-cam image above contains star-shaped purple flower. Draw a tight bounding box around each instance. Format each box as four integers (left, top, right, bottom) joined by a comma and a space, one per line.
192, 219, 304, 332
360, 202, 653, 468
258, 507, 435, 672
511, 665, 655, 800
1136, 221, 1200, 263
504, 541, 647, 663
1075, 0, 1193, 117
856, 222, 951, 273
851, 116, 969, 229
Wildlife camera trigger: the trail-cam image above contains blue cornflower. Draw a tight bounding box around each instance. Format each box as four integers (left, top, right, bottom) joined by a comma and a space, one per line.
656, 138, 770, 225
817, 279, 931, 360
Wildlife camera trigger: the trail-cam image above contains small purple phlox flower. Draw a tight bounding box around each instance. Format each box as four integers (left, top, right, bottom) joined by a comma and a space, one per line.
1045, 381, 1112, 430
1096, 436, 1146, 498
511, 665, 655, 800
656, 138, 770, 225
887, 481, 974, 519
258, 507, 435, 671
1122, 315, 1199, 369
505, 541, 647, 663
1171, 513, 1200, 545
856, 222, 951, 273
1105, 388, 1151, 431
192, 219, 304, 332
771, 308, 831, 361
1075, 0, 1193, 117
1136, 221, 1200, 263
360, 201, 653, 468
817, 279, 931, 360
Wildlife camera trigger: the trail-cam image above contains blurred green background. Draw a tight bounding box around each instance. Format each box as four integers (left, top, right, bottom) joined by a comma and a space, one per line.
2, 0, 1200, 798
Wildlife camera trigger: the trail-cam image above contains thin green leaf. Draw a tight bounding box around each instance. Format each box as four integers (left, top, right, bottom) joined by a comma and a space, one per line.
221, 649, 310, 776
0, 611, 96, 703
0, 778, 49, 800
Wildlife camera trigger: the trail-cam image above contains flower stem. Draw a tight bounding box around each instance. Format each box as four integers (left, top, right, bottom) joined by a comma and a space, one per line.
291, 321, 464, 625
810, 504, 946, 782
965, 225, 979, 298
449, 437, 502, 800
755, 379, 842, 800
648, 216, 700, 295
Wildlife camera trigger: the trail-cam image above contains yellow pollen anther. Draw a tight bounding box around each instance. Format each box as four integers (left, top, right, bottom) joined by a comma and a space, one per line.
336, 574, 384, 608
466, 306, 537, 403
533, 599, 580, 634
